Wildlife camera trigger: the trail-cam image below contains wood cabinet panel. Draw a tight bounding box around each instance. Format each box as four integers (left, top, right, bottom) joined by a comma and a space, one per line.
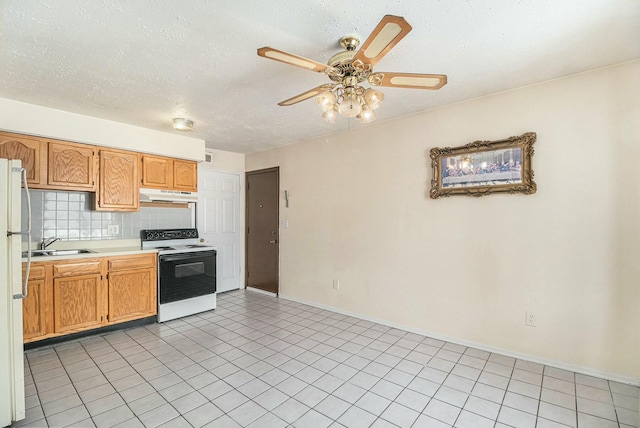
23, 279, 48, 340
53, 274, 103, 334
24, 265, 46, 280
48, 141, 97, 191
22, 263, 53, 343
107, 253, 155, 271
53, 259, 101, 278
173, 159, 198, 191
141, 155, 172, 189
106, 253, 157, 324
95, 149, 139, 211
0, 132, 47, 187
108, 268, 156, 323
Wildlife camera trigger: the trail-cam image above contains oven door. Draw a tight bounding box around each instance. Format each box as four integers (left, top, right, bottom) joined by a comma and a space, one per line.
159, 250, 216, 304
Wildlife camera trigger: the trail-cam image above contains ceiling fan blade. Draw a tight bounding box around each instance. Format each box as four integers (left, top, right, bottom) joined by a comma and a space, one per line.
277, 84, 336, 106
371, 72, 447, 90
352, 15, 412, 67
257, 47, 332, 73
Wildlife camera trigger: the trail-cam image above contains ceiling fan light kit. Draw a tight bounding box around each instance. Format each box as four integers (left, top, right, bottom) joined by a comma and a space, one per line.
257, 15, 447, 124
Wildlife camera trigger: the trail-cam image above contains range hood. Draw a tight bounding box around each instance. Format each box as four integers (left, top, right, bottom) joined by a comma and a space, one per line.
140, 188, 198, 203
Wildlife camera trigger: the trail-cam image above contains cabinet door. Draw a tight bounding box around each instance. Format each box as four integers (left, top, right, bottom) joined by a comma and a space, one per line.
173, 159, 198, 191
53, 274, 103, 334
108, 267, 156, 323
96, 149, 139, 211
23, 279, 48, 341
0, 132, 47, 187
48, 141, 97, 191
141, 155, 172, 189
22, 264, 51, 342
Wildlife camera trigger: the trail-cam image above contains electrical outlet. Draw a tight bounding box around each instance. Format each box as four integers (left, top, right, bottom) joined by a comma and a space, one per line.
333, 279, 340, 290
106, 225, 119, 235
525, 311, 536, 327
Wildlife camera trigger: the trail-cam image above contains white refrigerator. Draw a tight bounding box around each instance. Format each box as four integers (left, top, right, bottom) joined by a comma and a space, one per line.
0, 158, 30, 426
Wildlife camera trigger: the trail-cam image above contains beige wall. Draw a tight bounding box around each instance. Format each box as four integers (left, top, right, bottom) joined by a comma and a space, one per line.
246, 61, 640, 382
200, 148, 245, 174
0, 97, 205, 161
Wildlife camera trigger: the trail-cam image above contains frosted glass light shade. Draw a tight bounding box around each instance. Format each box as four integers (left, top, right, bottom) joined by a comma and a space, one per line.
338, 95, 362, 117
316, 91, 337, 112
363, 88, 384, 110
359, 106, 376, 123
172, 118, 194, 131
322, 108, 337, 124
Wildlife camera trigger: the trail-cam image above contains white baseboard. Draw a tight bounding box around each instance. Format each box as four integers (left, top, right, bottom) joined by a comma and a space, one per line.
279, 293, 640, 387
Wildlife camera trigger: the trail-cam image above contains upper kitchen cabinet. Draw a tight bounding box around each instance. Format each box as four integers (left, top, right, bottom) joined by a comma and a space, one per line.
48, 141, 98, 191
173, 159, 198, 191
94, 149, 140, 211
0, 131, 47, 187
140, 154, 172, 189
141, 155, 197, 192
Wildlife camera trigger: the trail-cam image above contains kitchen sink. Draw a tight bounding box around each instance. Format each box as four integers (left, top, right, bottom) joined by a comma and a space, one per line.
22, 249, 96, 257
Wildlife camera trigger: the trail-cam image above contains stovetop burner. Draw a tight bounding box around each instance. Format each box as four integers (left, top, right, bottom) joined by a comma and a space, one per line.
155, 246, 176, 251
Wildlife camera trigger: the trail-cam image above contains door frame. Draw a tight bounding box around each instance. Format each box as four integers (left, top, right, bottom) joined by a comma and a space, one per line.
245, 166, 279, 295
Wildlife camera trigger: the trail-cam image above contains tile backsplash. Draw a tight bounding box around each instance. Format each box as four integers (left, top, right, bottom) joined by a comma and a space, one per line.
23, 190, 193, 244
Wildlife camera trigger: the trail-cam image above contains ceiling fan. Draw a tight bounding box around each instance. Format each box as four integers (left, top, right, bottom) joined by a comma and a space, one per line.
257, 15, 447, 124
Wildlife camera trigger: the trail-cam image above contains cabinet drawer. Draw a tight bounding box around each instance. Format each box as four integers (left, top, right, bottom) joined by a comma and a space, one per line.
108, 254, 156, 272
53, 260, 101, 278
23, 264, 46, 280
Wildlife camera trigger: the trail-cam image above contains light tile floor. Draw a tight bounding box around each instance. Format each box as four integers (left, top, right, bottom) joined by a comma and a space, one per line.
13, 289, 639, 428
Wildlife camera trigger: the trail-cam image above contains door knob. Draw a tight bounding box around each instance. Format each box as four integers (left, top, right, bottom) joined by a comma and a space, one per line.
269, 240, 277, 244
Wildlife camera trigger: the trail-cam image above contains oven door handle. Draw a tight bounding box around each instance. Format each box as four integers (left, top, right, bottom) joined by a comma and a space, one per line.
159, 251, 216, 262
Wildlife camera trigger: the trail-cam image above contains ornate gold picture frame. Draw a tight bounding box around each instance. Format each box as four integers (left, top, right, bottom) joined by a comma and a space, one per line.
430, 132, 536, 198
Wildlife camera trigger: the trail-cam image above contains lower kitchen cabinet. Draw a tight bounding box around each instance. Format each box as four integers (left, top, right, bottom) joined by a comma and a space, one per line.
53, 273, 104, 334
22, 253, 157, 343
22, 264, 52, 342
52, 259, 104, 334
106, 254, 157, 324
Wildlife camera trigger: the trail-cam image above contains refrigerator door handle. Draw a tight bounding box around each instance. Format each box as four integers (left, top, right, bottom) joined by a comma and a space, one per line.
10, 167, 31, 300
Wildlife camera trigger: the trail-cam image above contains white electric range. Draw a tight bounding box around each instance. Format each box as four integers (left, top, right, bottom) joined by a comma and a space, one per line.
141, 228, 217, 322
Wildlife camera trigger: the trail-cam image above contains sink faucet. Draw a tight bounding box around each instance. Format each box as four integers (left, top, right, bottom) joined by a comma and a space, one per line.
40, 237, 61, 250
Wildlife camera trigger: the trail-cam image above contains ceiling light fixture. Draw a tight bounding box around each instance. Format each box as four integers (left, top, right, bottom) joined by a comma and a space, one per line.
258, 15, 447, 125
172, 118, 194, 131
314, 36, 386, 124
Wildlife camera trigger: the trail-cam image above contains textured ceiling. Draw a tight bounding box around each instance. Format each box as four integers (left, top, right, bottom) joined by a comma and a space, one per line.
1, 1, 639, 154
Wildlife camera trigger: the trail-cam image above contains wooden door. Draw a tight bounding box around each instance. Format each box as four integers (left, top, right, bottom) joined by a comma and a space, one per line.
246, 167, 279, 294
96, 149, 139, 211
106, 253, 157, 323
53, 274, 103, 333
107, 268, 156, 323
173, 159, 198, 191
48, 141, 97, 191
141, 155, 172, 189
0, 132, 47, 187
22, 264, 51, 342
197, 170, 241, 293
23, 278, 47, 341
